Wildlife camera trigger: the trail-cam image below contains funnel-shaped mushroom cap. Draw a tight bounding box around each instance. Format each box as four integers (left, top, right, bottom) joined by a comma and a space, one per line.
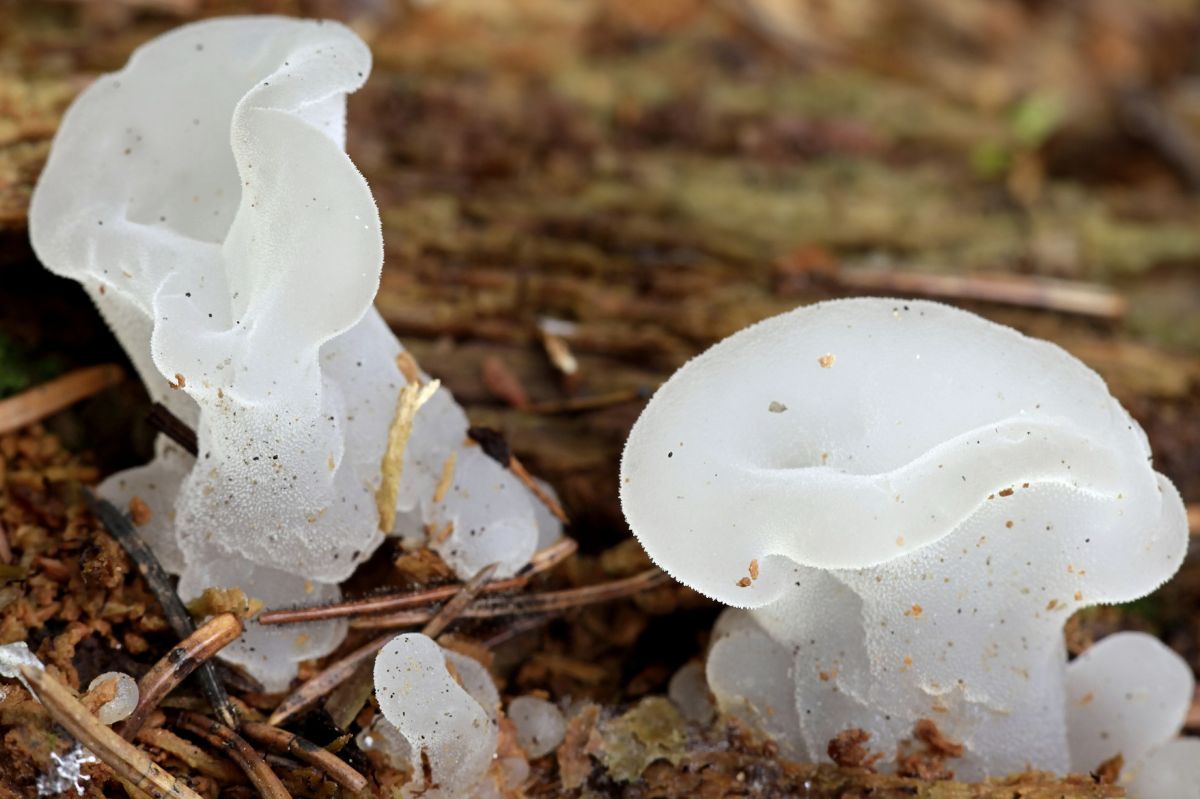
29, 16, 388, 583
30, 17, 379, 383
28, 16, 550, 690
621, 298, 1184, 608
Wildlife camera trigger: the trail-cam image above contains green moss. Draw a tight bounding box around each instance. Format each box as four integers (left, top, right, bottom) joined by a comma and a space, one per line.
596, 697, 687, 783
0, 334, 64, 399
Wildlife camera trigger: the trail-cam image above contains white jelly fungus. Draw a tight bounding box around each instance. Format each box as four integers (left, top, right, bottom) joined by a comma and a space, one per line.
29, 16, 548, 690
622, 298, 1190, 782
87, 671, 139, 725
508, 696, 567, 758
1065, 632, 1200, 797
667, 661, 715, 725
373, 633, 499, 797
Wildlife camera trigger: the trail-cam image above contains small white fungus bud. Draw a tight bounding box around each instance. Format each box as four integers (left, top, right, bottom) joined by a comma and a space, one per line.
508, 696, 566, 758
87, 672, 139, 725
668, 661, 715, 724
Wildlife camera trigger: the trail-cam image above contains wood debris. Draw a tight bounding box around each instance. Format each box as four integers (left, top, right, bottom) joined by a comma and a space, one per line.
21, 665, 203, 799
0, 364, 123, 435
120, 612, 243, 739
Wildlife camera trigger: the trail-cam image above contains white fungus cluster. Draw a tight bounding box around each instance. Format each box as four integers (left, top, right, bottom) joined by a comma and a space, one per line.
28, 16, 552, 691
621, 298, 1195, 790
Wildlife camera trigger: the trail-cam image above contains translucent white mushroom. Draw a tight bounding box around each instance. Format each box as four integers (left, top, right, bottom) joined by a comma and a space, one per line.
87, 672, 139, 725
1065, 632, 1199, 797
621, 298, 1189, 778
668, 661, 715, 725
427, 446, 539, 578
356, 715, 413, 770
1126, 739, 1200, 799
530, 477, 565, 549
29, 16, 547, 688
374, 633, 499, 797
705, 610, 803, 759
177, 545, 346, 692
96, 438, 191, 574
508, 696, 566, 758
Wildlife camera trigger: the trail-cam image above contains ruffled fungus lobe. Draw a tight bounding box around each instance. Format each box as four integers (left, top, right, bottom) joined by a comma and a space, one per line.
621, 298, 1189, 780
29, 17, 546, 690
373, 634, 499, 797
1065, 632, 1200, 797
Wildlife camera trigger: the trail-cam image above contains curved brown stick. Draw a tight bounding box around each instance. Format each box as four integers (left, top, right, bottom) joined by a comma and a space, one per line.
120, 613, 244, 740
177, 713, 290, 799
258, 537, 576, 625
524, 386, 651, 414
20, 666, 203, 799
147, 402, 197, 455
831, 268, 1127, 320
240, 722, 367, 793
508, 455, 569, 523
0, 364, 124, 434
135, 728, 244, 783
268, 563, 498, 727
351, 568, 669, 630
421, 562, 498, 639
267, 634, 392, 728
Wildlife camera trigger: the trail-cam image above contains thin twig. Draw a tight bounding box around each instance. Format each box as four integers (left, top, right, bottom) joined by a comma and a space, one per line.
20, 666, 203, 799
509, 454, 569, 523
0, 519, 13, 565
480, 613, 556, 649
266, 635, 392, 728
135, 727, 244, 783
466, 427, 569, 523
88, 493, 238, 729
539, 329, 579, 379
176, 713, 291, 799
524, 387, 651, 414
267, 563, 499, 727
5, 466, 101, 485
0, 364, 124, 435
831, 268, 1127, 320
120, 613, 244, 739
147, 403, 198, 455
420, 562, 498, 638
240, 722, 368, 793
1118, 85, 1200, 194
712, 0, 831, 69
322, 660, 374, 730
351, 568, 670, 630
258, 538, 576, 625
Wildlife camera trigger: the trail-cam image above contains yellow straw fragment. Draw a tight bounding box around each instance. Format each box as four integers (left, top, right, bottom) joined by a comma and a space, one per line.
433, 451, 457, 505
376, 379, 441, 532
